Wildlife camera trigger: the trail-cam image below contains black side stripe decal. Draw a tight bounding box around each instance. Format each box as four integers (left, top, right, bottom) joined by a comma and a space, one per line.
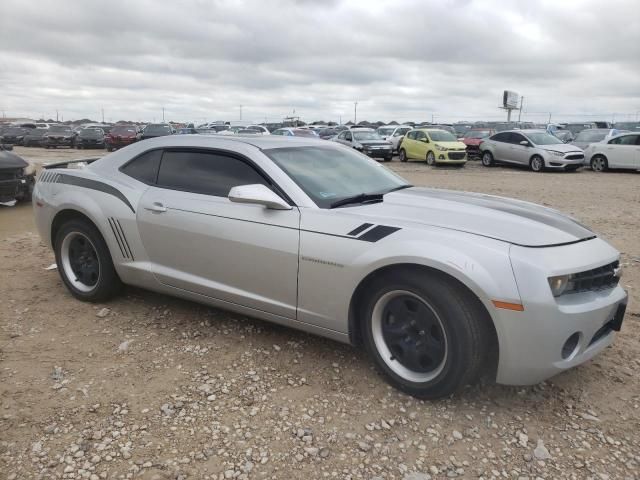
57, 174, 135, 213
347, 223, 374, 236
358, 225, 401, 242
108, 218, 127, 258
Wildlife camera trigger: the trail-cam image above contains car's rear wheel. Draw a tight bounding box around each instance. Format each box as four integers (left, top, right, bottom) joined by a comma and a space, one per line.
530, 155, 544, 172
426, 151, 436, 166
481, 151, 494, 167
399, 148, 408, 162
591, 155, 608, 172
361, 269, 490, 399
54, 219, 122, 302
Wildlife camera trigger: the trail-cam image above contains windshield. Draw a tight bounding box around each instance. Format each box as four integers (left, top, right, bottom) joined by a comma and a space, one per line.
377, 128, 395, 136
145, 125, 171, 134
427, 131, 457, 142
81, 129, 103, 137
525, 132, 563, 145
464, 130, 491, 139
353, 131, 381, 141
112, 126, 136, 134
265, 146, 408, 208
292, 129, 317, 137
49, 126, 72, 133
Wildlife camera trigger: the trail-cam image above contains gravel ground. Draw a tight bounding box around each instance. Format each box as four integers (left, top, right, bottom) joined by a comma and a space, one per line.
1, 146, 639, 480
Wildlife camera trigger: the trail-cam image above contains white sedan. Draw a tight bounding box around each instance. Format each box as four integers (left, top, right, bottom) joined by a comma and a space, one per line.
584, 132, 640, 171
33, 135, 627, 398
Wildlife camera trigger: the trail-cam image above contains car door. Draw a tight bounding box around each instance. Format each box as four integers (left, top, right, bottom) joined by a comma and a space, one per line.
507, 132, 530, 165
605, 134, 640, 169
489, 132, 511, 162
134, 148, 300, 319
403, 131, 418, 158
414, 131, 429, 159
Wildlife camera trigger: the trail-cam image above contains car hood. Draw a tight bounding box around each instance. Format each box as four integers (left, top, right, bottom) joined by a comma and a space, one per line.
536, 143, 583, 153
433, 141, 467, 149
360, 140, 391, 146
353, 187, 595, 247
0, 150, 28, 169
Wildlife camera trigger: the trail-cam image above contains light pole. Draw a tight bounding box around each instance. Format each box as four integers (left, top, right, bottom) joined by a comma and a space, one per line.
162, 107, 165, 122
354, 101, 358, 125
240, 105, 243, 120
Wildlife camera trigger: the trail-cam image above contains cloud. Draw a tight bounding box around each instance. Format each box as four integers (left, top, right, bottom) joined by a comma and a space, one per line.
0, 0, 638, 123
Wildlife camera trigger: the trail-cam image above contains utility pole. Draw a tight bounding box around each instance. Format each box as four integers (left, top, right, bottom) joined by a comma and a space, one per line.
56, 110, 59, 122
162, 107, 165, 122
548, 112, 552, 123
354, 101, 358, 124
239, 105, 243, 120
101, 108, 105, 123
518, 96, 524, 122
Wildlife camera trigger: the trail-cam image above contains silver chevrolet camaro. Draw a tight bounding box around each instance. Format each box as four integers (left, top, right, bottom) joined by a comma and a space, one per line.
33, 135, 628, 398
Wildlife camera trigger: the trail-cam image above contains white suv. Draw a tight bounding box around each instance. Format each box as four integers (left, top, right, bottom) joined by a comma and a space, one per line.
376, 125, 413, 153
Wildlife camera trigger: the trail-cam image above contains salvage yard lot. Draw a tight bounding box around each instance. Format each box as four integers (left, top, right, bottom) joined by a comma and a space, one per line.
1, 147, 639, 479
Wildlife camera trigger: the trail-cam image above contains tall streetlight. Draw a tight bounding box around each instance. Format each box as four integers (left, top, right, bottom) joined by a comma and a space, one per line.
354, 101, 358, 125
162, 107, 165, 122
239, 105, 243, 120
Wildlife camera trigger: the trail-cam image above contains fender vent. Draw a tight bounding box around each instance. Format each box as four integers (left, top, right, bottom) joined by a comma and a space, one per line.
38, 171, 61, 183
108, 217, 134, 260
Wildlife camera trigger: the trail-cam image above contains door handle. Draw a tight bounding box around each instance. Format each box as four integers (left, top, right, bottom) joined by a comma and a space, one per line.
145, 202, 167, 213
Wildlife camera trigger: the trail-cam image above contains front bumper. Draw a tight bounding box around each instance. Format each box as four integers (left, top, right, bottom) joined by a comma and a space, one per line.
0, 173, 33, 202
436, 150, 467, 163
494, 238, 628, 385
78, 139, 105, 148
544, 153, 585, 168
46, 137, 74, 147
106, 137, 136, 148
362, 147, 393, 158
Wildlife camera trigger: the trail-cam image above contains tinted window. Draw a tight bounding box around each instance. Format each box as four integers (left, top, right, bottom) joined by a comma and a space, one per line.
157, 150, 268, 197
609, 135, 638, 145
491, 132, 511, 142
415, 131, 427, 141
406, 131, 416, 140
121, 149, 162, 184
344, 132, 352, 141
509, 133, 526, 144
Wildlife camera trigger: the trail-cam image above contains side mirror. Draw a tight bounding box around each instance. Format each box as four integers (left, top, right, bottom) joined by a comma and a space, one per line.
520, 140, 529, 146
228, 184, 292, 210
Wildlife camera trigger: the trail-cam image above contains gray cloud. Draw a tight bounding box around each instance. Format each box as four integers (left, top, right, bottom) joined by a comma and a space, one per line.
0, 0, 638, 123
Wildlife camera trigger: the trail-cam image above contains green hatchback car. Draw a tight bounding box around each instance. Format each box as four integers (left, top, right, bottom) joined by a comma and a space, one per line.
399, 129, 467, 166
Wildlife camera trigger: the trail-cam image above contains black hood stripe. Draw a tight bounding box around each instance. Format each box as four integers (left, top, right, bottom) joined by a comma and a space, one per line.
57, 174, 135, 213
358, 225, 401, 242
347, 223, 374, 236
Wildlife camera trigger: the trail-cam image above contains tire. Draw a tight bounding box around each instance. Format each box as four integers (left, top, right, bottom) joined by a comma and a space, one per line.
426, 151, 436, 166
399, 148, 408, 162
361, 269, 490, 399
565, 165, 580, 172
481, 151, 494, 167
530, 155, 544, 172
590, 155, 608, 172
54, 219, 122, 302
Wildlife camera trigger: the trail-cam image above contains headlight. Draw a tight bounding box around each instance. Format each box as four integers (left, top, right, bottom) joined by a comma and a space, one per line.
435, 144, 448, 151
548, 274, 574, 297
550, 151, 564, 157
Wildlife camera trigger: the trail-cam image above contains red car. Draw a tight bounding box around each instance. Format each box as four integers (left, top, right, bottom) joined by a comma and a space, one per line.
105, 125, 140, 151
462, 129, 495, 157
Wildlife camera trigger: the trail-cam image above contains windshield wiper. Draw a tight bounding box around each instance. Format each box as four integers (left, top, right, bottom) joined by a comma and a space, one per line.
330, 193, 384, 209
386, 184, 412, 193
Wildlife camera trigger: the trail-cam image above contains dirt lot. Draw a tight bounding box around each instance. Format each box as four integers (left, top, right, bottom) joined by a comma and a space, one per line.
1, 146, 639, 480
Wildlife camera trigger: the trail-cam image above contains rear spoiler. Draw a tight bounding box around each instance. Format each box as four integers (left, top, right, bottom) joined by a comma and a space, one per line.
43, 158, 101, 169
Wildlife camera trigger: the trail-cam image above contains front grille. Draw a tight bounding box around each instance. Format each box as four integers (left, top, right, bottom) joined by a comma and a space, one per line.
565, 154, 584, 160
448, 152, 466, 160
0, 169, 21, 181
570, 260, 620, 294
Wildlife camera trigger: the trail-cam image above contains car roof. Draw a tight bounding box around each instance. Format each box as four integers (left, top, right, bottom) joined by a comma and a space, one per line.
133, 133, 330, 150
414, 128, 454, 133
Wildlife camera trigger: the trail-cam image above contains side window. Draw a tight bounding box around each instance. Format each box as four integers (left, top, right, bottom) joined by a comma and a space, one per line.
338, 131, 346, 140
416, 131, 427, 141
611, 135, 637, 145
157, 150, 269, 197
120, 149, 162, 184
509, 133, 526, 144
345, 132, 352, 141
491, 132, 510, 143
273, 130, 283, 136
406, 131, 416, 140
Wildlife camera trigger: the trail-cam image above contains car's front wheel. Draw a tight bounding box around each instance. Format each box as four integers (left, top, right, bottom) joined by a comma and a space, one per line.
399, 148, 408, 162
481, 151, 494, 167
530, 155, 545, 172
362, 269, 490, 399
54, 219, 122, 302
590, 155, 608, 172
426, 151, 436, 166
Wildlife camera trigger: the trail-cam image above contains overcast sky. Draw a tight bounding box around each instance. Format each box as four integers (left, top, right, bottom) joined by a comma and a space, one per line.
1, 0, 638, 124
